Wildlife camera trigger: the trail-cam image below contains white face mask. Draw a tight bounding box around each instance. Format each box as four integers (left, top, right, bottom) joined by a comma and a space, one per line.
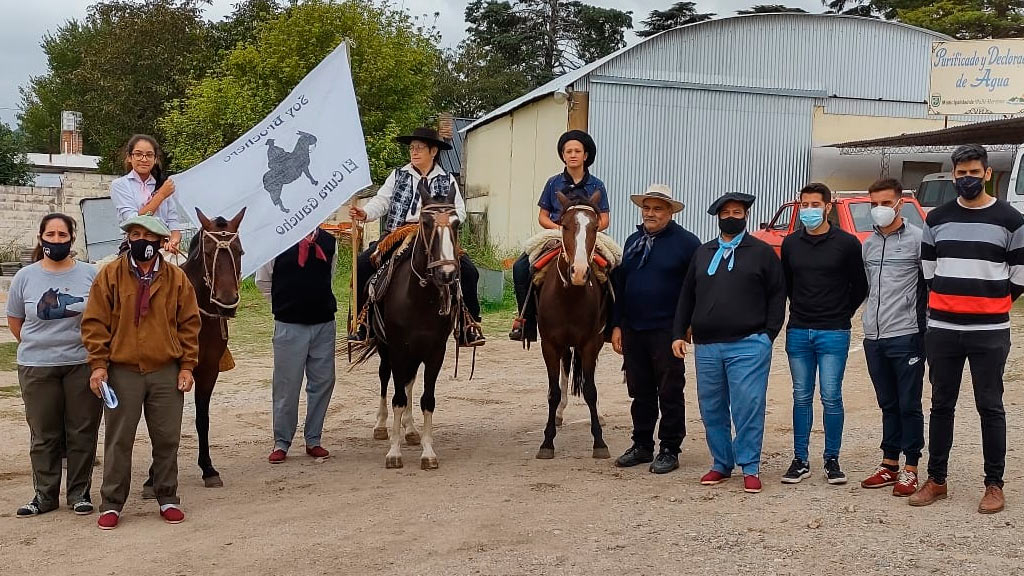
870, 203, 899, 228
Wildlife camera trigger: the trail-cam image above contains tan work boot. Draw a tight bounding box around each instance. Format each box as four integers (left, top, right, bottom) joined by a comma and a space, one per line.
908, 478, 948, 507
978, 485, 1005, 514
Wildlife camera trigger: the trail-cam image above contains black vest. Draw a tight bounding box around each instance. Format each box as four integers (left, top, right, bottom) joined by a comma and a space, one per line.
270, 232, 337, 325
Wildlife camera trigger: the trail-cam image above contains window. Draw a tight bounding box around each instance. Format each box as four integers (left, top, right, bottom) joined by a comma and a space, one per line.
767, 203, 794, 231
915, 179, 957, 208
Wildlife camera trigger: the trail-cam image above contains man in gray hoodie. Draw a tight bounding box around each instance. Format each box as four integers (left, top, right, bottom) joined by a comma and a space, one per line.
858, 178, 927, 497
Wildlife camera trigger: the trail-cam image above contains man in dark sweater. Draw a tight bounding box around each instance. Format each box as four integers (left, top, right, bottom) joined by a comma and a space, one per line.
255, 228, 337, 464
610, 184, 700, 474
673, 193, 786, 494
780, 183, 868, 486
910, 144, 1024, 514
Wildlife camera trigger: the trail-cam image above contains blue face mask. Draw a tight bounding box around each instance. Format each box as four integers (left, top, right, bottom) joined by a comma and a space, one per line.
799, 207, 825, 230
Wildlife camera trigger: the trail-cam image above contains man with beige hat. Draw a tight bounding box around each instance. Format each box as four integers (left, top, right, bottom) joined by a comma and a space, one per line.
611, 184, 701, 474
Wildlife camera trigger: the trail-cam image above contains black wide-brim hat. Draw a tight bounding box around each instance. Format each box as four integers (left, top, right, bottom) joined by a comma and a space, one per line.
707, 192, 756, 215
558, 130, 596, 169
396, 127, 452, 151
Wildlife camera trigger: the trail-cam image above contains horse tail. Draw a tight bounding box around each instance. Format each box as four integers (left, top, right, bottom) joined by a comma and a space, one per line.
570, 347, 584, 397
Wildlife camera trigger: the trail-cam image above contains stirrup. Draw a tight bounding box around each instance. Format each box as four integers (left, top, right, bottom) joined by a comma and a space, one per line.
460, 322, 486, 348
508, 317, 525, 341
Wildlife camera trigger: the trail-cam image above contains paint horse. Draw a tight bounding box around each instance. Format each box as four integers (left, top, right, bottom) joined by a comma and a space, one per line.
263, 131, 318, 213
37, 289, 84, 320
535, 191, 611, 460
352, 192, 462, 470
142, 208, 246, 495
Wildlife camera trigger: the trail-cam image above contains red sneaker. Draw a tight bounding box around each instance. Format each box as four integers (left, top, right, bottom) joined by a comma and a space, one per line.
305, 445, 330, 459
861, 466, 899, 489
744, 475, 763, 494
160, 506, 185, 524
700, 470, 731, 485
892, 469, 918, 497
268, 449, 287, 464
97, 511, 119, 530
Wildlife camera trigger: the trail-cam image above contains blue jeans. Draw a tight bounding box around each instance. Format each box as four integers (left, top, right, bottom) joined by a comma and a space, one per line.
695, 334, 773, 476
786, 328, 851, 462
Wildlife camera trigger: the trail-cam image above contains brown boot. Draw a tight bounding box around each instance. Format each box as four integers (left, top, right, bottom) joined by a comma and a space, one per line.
908, 478, 948, 507
979, 485, 1005, 514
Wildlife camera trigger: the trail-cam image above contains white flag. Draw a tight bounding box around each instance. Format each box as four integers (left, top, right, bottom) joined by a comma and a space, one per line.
173, 43, 371, 277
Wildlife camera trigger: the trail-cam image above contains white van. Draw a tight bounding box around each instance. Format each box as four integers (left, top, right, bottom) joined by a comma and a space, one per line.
1009, 148, 1024, 214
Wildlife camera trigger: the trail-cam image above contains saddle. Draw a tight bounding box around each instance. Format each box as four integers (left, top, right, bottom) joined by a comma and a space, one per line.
527, 231, 622, 287
367, 224, 419, 306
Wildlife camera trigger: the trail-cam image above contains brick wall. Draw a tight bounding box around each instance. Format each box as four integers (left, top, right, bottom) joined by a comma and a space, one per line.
0, 172, 115, 261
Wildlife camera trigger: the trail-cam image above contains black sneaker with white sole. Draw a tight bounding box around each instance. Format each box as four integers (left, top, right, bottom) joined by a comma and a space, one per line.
16, 497, 56, 518
781, 458, 811, 484
72, 500, 95, 515
824, 458, 848, 485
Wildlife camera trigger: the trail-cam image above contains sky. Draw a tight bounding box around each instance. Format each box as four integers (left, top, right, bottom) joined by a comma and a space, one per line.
0, 0, 825, 128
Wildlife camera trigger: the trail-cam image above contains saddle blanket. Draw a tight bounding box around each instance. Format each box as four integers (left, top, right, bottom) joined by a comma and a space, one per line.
523, 230, 622, 269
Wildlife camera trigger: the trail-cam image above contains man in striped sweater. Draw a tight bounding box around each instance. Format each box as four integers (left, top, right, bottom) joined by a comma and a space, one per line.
910, 144, 1024, 514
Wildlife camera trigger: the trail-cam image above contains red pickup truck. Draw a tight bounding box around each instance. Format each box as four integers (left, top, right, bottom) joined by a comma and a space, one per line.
753, 195, 927, 257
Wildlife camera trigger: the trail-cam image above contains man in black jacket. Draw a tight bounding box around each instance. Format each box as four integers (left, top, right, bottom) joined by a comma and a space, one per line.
780, 183, 868, 486
673, 193, 786, 494
255, 228, 337, 464
611, 185, 701, 474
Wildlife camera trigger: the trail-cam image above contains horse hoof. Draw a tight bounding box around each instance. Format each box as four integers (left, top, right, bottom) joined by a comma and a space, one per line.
555, 416, 563, 427
592, 447, 611, 459
386, 455, 403, 469
405, 431, 421, 446
421, 457, 438, 470
536, 448, 555, 460
373, 428, 389, 440
204, 475, 224, 488
141, 485, 156, 500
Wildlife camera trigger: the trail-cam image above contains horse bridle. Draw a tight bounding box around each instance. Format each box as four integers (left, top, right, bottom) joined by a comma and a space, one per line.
558, 204, 599, 286
199, 229, 242, 310
410, 203, 461, 318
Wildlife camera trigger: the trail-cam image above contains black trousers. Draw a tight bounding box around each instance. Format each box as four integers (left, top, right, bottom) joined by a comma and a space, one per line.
863, 334, 925, 466
925, 327, 1011, 487
622, 328, 686, 453
512, 252, 538, 336
356, 241, 481, 321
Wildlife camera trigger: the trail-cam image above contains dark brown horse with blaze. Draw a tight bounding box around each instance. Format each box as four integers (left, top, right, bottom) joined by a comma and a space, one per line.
142, 208, 245, 495
353, 193, 461, 470
535, 191, 610, 460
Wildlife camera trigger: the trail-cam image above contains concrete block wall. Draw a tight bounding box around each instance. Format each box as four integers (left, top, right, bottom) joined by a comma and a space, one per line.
0, 172, 116, 261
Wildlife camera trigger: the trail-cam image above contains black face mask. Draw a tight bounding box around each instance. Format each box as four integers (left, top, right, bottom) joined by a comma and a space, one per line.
40, 239, 72, 262
719, 217, 746, 236
954, 175, 985, 200
129, 238, 162, 262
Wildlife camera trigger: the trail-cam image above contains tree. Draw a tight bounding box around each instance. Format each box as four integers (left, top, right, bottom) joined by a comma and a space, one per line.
209, 0, 284, 55
18, 0, 215, 172
464, 0, 632, 86
737, 5, 809, 14
821, 0, 1024, 37
434, 42, 533, 118
637, 2, 714, 38
159, 0, 441, 182
0, 122, 35, 186
899, 0, 1024, 38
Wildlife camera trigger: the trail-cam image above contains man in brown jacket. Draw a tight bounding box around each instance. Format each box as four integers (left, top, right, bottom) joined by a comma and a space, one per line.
82, 214, 200, 530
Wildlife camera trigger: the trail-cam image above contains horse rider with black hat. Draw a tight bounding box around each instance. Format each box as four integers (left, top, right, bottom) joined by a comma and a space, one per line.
349, 127, 485, 347
509, 130, 611, 342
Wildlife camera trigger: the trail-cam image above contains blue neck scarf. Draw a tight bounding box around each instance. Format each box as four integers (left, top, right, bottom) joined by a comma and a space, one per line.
708, 232, 745, 276
625, 224, 665, 269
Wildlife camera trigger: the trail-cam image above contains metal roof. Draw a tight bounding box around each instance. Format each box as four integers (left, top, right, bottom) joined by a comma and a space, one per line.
461, 14, 951, 135
827, 116, 1024, 148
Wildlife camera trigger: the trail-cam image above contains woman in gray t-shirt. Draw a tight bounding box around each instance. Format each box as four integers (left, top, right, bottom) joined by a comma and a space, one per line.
6, 213, 101, 518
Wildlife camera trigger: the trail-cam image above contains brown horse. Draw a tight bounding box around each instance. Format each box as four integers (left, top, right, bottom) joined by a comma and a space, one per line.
353, 193, 460, 470
142, 207, 245, 495
535, 190, 610, 460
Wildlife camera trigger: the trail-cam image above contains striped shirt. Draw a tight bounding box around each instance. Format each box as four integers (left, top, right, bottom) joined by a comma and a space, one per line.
921, 198, 1024, 331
